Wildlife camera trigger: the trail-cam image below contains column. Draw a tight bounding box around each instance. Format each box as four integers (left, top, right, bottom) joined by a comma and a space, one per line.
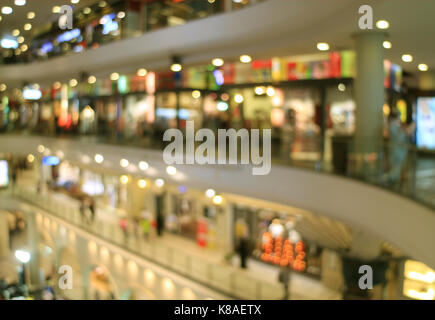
0, 211, 10, 258
26, 213, 42, 288
419, 71, 435, 90
353, 31, 386, 153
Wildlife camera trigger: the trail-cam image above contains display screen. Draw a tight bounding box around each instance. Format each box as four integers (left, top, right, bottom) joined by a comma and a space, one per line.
416, 97, 435, 150
0, 160, 9, 188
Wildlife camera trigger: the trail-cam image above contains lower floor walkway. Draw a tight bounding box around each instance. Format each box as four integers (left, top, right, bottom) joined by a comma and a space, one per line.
10, 169, 341, 300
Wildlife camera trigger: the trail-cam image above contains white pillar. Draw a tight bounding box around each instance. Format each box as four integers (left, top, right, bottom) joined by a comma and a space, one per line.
27, 213, 42, 287
419, 71, 435, 90
0, 212, 10, 258
353, 31, 386, 153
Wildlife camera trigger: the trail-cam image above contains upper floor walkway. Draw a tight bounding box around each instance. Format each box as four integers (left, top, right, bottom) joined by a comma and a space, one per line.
1, 134, 435, 269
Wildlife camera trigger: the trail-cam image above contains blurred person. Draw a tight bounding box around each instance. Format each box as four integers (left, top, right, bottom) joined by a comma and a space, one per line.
156, 212, 165, 237
140, 216, 151, 240
79, 197, 87, 224
278, 266, 291, 300
140, 207, 153, 239
235, 218, 250, 269
385, 112, 416, 187
119, 216, 128, 241
11, 166, 17, 187
88, 198, 96, 223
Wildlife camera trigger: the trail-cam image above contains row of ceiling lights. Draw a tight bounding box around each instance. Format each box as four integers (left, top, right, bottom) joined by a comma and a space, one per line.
52, 1, 108, 15
315, 19, 429, 72
1, 1, 36, 57
32, 145, 224, 205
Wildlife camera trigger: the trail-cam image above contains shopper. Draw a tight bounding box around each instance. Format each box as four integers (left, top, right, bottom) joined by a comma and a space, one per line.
140, 217, 151, 240
11, 166, 17, 187
237, 237, 250, 269
79, 198, 86, 224
278, 266, 291, 300
235, 218, 250, 269
88, 198, 96, 223
156, 213, 164, 237
119, 217, 128, 241
385, 112, 416, 188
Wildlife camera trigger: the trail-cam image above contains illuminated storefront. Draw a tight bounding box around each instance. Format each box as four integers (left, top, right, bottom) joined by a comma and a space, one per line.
402, 260, 435, 300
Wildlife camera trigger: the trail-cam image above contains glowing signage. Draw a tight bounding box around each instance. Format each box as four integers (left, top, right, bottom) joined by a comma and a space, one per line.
41, 42, 54, 53
23, 88, 42, 100
416, 97, 435, 150
57, 29, 81, 43
100, 13, 118, 35
42, 156, 60, 166
1, 38, 18, 49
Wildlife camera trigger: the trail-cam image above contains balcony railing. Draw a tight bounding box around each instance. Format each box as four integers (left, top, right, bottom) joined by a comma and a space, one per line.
13, 186, 284, 300
3, 126, 434, 211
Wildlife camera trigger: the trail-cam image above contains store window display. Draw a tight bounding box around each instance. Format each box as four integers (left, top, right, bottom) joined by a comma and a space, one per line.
123, 94, 154, 142
281, 88, 322, 162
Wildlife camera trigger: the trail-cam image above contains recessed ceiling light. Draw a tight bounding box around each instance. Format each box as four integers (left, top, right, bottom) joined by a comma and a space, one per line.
71, 0, 80, 4
24, 23, 32, 31
139, 161, 149, 171
27, 11, 35, 19
88, 76, 96, 84
20, 44, 28, 52
234, 94, 244, 103
117, 11, 125, 19
376, 20, 389, 29
110, 72, 120, 81
418, 64, 428, 72
266, 86, 275, 97
205, 189, 216, 198
170, 63, 182, 72
120, 158, 129, 168
15, 0, 26, 6
212, 58, 224, 67
192, 90, 201, 99
240, 55, 252, 63
120, 175, 129, 184
12, 29, 20, 37
1, 7, 13, 15
138, 179, 147, 189
317, 42, 330, 51
338, 83, 346, 92
99, 1, 107, 8
166, 166, 177, 175
83, 7, 91, 14
17, 36, 24, 44
94, 154, 104, 164
212, 195, 223, 205
69, 79, 78, 87
402, 54, 413, 63
155, 179, 165, 188
0, 16, 2, 22
0, 84, 7, 92
383, 41, 392, 49
137, 68, 147, 77
52, 6, 60, 13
